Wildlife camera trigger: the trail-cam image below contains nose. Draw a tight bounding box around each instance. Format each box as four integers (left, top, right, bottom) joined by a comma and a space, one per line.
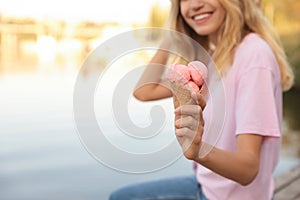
189, 0, 204, 10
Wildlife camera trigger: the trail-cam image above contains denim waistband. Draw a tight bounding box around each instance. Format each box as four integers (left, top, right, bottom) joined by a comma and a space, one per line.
197, 183, 208, 200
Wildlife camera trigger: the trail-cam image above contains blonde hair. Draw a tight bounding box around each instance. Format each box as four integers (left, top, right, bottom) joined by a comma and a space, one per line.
168, 0, 294, 91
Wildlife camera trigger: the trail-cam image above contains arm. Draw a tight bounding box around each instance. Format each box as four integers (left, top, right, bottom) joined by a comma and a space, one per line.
133, 44, 172, 101
196, 134, 262, 186
174, 93, 262, 186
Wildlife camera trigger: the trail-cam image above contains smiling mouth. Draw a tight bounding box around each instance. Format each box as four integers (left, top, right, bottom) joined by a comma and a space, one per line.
193, 13, 212, 21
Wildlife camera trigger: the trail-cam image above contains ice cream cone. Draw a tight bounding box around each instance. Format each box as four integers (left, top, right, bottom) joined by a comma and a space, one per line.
166, 61, 207, 108
169, 82, 197, 108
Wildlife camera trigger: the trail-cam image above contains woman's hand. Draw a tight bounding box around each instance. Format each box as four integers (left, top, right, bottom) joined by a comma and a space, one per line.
174, 92, 206, 160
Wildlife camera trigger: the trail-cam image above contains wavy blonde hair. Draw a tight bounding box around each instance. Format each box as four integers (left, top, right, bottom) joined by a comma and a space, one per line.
168, 0, 294, 91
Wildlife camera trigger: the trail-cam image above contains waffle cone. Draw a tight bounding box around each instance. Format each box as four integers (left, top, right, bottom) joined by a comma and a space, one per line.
170, 82, 196, 108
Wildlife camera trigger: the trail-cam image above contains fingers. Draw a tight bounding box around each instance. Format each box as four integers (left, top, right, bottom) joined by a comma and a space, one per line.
175, 121, 204, 161
175, 127, 195, 137
174, 104, 201, 115
174, 104, 204, 126
175, 126, 203, 138
174, 104, 204, 140
175, 118, 204, 137
175, 115, 199, 130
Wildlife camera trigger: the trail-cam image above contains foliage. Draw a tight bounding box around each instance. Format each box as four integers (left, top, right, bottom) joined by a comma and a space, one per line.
262, 0, 300, 88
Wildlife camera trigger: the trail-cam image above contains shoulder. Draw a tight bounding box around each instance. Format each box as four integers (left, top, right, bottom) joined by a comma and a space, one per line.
233, 33, 279, 75
238, 33, 270, 51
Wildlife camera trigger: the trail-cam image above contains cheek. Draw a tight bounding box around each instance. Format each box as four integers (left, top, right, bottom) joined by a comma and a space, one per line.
219, 7, 226, 23
215, 9, 226, 28
179, 3, 189, 19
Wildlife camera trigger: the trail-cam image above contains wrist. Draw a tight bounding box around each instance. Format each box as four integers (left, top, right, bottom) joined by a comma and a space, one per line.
195, 142, 214, 164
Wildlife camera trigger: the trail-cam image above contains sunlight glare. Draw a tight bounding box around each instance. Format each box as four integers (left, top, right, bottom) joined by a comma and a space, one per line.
36, 35, 57, 63
0, 0, 171, 23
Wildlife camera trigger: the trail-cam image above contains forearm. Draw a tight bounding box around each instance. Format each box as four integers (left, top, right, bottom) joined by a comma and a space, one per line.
174, 97, 263, 186
195, 143, 260, 185
134, 45, 172, 101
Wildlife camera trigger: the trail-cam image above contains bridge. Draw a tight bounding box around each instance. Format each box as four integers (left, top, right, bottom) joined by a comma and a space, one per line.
0, 21, 115, 57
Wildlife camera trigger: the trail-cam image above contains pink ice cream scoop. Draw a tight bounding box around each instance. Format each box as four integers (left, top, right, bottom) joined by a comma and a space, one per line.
188, 61, 208, 87
166, 63, 190, 85
187, 81, 200, 92
166, 61, 207, 92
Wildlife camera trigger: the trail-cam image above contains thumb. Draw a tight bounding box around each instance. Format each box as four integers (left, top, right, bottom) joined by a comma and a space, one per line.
191, 91, 206, 109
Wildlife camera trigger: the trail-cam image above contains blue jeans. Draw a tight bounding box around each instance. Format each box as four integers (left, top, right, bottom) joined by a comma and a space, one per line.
109, 175, 207, 200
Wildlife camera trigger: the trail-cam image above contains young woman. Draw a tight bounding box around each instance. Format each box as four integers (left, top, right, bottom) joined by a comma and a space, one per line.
109, 0, 294, 199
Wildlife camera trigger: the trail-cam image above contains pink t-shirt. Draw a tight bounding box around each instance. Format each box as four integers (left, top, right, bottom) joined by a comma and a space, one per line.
196, 33, 282, 200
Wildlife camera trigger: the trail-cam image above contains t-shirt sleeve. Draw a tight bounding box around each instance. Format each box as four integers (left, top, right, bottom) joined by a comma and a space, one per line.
235, 67, 281, 137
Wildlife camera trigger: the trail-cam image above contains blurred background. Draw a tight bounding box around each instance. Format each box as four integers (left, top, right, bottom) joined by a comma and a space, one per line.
0, 0, 299, 199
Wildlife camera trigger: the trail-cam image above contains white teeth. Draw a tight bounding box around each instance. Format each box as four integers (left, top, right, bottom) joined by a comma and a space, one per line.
194, 13, 210, 20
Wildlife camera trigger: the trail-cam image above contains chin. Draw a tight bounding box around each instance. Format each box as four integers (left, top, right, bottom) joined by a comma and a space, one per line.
194, 29, 211, 36
193, 26, 218, 37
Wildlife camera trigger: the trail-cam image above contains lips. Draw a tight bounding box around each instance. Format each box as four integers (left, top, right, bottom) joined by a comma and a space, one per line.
194, 13, 211, 20
192, 11, 213, 23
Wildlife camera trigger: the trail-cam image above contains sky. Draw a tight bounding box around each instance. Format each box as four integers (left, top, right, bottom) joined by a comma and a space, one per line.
0, 0, 170, 23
